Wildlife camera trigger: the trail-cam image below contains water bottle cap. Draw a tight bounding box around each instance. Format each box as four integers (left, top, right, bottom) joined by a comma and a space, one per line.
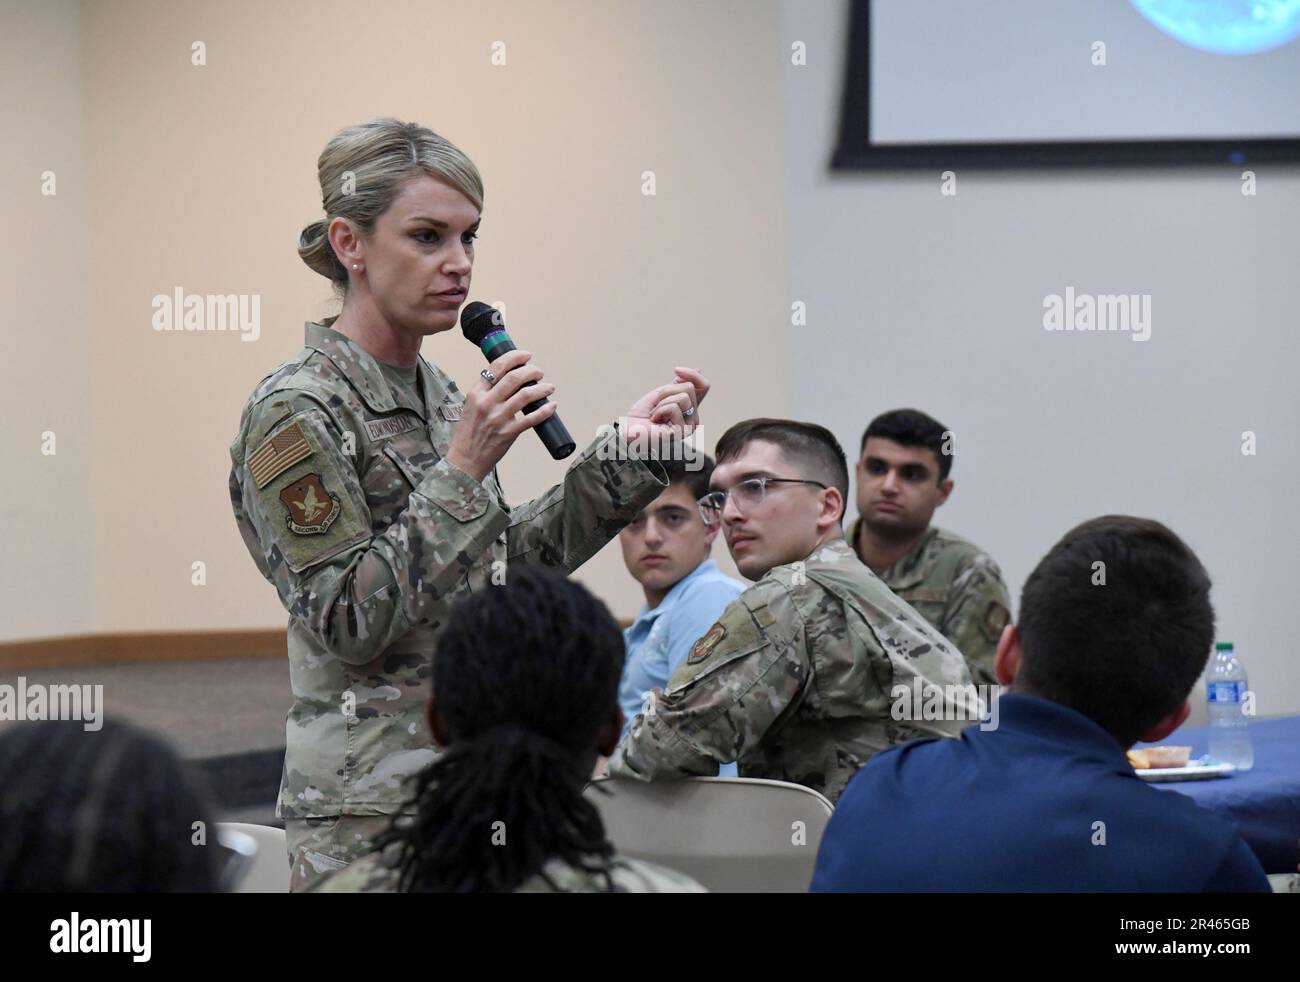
1214, 642, 1234, 651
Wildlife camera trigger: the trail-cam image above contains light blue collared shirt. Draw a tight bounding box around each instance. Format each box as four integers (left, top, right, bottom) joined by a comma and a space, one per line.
619, 559, 745, 777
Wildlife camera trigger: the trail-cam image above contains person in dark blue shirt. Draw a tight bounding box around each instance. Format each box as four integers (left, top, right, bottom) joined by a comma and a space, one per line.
811, 515, 1269, 893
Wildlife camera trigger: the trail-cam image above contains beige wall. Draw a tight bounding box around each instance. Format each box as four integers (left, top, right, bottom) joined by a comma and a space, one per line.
781, 0, 1300, 716
3, 0, 787, 640
1, 0, 94, 640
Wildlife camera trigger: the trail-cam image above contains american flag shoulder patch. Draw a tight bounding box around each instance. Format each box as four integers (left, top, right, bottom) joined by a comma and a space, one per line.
248, 420, 314, 489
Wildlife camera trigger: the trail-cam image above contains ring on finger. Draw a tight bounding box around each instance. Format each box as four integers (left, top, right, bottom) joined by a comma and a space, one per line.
480, 369, 497, 386
683, 405, 695, 418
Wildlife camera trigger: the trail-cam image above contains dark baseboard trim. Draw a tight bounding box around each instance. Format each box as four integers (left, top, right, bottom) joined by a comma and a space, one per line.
0, 629, 287, 672
1, 619, 633, 673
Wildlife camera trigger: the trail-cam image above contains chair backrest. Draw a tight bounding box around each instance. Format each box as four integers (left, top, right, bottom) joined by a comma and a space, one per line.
586, 777, 833, 892
217, 822, 288, 893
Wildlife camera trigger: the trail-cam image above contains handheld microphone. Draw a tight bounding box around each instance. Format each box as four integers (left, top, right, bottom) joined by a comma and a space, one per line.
460, 301, 576, 460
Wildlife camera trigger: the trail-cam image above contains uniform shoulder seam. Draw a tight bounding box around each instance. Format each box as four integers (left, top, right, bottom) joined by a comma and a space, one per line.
739, 573, 810, 637
739, 572, 791, 606
245, 391, 352, 452
246, 354, 354, 430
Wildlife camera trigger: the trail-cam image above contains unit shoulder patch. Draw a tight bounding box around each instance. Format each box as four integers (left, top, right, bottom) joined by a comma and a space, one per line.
687, 622, 727, 665
279, 473, 342, 535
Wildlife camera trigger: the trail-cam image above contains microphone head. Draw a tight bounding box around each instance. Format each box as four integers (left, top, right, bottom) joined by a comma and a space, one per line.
460, 301, 504, 345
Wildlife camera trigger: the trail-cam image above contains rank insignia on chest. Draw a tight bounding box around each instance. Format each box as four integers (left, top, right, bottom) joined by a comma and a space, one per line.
439, 402, 464, 422
688, 622, 727, 665
279, 473, 342, 534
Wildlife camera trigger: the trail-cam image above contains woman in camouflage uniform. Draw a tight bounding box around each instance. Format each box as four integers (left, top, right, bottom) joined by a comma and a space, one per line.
228, 118, 708, 890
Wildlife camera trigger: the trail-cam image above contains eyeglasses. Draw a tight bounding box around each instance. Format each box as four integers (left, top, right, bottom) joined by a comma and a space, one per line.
697, 477, 828, 526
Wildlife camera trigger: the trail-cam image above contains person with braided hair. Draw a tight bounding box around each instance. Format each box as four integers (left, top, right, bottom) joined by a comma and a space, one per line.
0, 719, 223, 892
309, 566, 704, 893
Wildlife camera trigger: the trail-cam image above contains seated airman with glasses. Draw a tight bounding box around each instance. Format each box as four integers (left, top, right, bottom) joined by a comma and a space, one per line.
606, 418, 976, 803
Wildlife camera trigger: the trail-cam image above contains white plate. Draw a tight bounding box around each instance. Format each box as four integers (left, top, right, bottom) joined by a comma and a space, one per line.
1136, 762, 1236, 782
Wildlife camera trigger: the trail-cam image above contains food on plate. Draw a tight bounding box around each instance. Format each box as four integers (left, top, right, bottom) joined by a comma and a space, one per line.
1128, 746, 1192, 770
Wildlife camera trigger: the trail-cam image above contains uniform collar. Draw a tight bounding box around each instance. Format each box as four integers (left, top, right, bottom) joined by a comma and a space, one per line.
851, 520, 940, 589
305, 318, 452, 420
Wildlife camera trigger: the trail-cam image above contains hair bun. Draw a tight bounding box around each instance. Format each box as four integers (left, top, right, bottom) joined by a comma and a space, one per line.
299, 218, 327, 246
298, 218, 343, 283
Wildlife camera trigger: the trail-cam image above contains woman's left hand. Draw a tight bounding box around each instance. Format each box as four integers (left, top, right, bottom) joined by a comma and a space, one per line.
623, 367, 710, 446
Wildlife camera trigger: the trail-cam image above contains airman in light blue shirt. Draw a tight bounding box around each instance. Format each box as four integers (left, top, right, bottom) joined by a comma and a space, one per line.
616, 457, 744, 776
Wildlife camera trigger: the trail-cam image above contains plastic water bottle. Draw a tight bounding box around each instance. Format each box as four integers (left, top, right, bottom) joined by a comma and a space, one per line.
1207, 642, 1253, 771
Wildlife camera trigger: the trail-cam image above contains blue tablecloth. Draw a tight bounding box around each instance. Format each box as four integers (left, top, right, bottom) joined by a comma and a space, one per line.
1137, 715, 1300, 874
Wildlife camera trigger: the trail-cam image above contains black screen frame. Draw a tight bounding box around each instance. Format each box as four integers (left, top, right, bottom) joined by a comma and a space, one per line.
832, 0, 1300, 170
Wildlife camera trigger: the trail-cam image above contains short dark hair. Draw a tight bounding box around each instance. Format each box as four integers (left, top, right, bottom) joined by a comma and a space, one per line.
714, 418, 849, 521
660, 454, 715, 502
1016, 516, 1215, 747
861, 408, 952, 482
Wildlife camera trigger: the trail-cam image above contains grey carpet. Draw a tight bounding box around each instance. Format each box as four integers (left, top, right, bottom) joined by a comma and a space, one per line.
1, 657, 292, 822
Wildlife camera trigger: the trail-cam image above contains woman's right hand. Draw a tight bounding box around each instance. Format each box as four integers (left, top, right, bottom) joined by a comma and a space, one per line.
444, 349, 558, 482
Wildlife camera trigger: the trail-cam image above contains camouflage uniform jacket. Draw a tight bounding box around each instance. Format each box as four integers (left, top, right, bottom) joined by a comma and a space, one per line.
229, 318, 667, 819
308, 843, 706, 893
849, 521, 1012, 685
606, 537, 975, 803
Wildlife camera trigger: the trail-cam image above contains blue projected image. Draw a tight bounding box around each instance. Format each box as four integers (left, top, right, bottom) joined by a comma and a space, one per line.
1129, 0, 1300, 55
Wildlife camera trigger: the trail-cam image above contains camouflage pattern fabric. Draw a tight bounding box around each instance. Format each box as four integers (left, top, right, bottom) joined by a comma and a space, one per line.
228, 317, 667, 821
850, 520, 1012, 685
284, 814, 401, 893
606, 537, 975, 803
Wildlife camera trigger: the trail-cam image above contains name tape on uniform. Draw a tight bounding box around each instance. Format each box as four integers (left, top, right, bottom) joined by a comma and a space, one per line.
363, 415, 420, 442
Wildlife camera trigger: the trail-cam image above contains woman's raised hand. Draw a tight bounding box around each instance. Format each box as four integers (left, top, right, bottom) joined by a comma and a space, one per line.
445, 349, 558, 482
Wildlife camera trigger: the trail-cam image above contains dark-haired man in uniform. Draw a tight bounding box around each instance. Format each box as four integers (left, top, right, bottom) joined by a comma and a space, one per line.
851, 408, 1011, 685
